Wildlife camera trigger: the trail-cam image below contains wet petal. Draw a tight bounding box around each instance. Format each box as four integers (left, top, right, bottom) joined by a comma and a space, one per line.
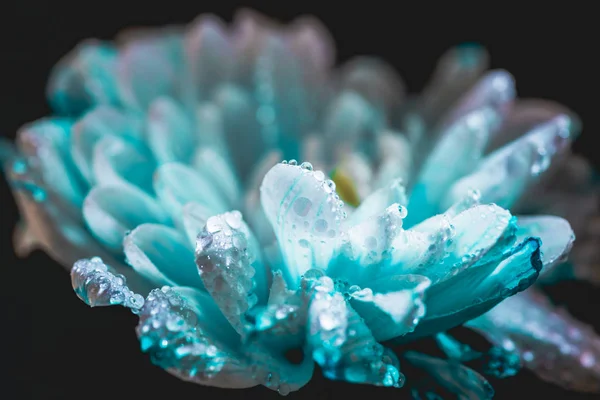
136, 286, 259, 389
147, 97, 196, 164
185, 15, 234, 101
444, 115, 578, 210
47, 40, 120, 116
124, 223, 203, 289
516, 216, 575, 277
405, 237, 542, 339
153, 162, 228, 227
195, 211, 268, 333
467, 288, 600, 393
349, 178, 408, 225
350, 275, 431, 341
92, 135, 155, 194
16, 118, 86, 207
404, 352, 494, 400
71, 106, 144, 183
260, 162, 347, 285
307, 277, 405, 387
407, 108, 498, 225
83, 184, 171, 252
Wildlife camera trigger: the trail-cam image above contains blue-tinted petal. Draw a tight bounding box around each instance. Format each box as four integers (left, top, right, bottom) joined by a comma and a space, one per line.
153, 162, 228, 227
195, 211, 268, 333
16, 118, 86, 207
467, 288, 600, 393
404, 351, 494, 400
407, 108, 498, 225
71, 106, 144, 183
147, 97, 196, 164
373, 132, 412, 189
515, 215, 574, 277
307, 277, 405, 387
83, 184, 171, 252
47, 40, 120, 116
350, 274, 430, 341
260, 162, 347, 285
92, 135, 155, 194
185, 15, 234, 101
124, 224, 203, 289
192, 147, 241, 207
444, 115, 578, 210
136, 286, 259, 389
181, 202, 212, 247
404, 237, 542, 339
348, 178, 408, 225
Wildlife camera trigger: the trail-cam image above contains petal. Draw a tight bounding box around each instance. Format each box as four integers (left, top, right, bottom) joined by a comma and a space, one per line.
467, 288, 600, 393
373, 132, 412, 189
92, 135, 155, 194
71, 106, 144, 183
192, 147, 241, 207
153, 162, 228, 227
330, 151, 374, 205
350, 275, 431, 341
185, 15, 234, 101
444, 115, 578, 210
260, 162, 347, 285
307, 277, 405, 387
124, 223, 203, 289
136, 286, 259, 389
146, 97, 196, 164
83, 184, 171, 252
16, 118, 86, 207
348, 178, 408, 225
404, 352, 494, 400
195, 211, 268, 333
181, 201, 212, 247
515, 215, 575, 277
404, 237, 542, 339
47, 40, 120, 116
338, 57, 405, 120
418, 43, 490, 127
407, 108, 498, 225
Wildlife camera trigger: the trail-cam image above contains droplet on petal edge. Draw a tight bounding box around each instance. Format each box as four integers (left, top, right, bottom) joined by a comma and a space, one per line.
71, 257, 144, 310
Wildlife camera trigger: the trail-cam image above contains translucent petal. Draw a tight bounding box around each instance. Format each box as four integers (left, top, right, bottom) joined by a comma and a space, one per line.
181, 202, 212, 247
124, 224, 203, 289
441, 69, 515, 128
418, 43, 490, 127
404, 351, 494, 400
467, 288, 600, 393
348, 178, 408, 225
331, 152, 374, 204
83, 184, 171, 253
444, 115, 578, 210
350, 274, 431, 341
373, 132, 412, 189
407, 108, 498, 225
16, 118, 86, 207
338, 57, 405, 119
516, 216, 574, 277
195, 211, 268, 333
214, 84, 264, 181
136, 286, 259, 389
92, 135, 155, 194
71, 257, 144, 310
185, 15, 234, 101
117, 34, 183, 111
404, 237, 542, 339
147, 97, 196, 164
47, 40, 120, 116
260, 162, 347, 285
153, 162, 228, 227
71, 106, 144, 183
192, 147, 241, 207
307, 277, 405, 387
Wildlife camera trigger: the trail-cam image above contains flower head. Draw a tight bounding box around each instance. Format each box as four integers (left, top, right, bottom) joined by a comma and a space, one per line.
2, 9, 598, 398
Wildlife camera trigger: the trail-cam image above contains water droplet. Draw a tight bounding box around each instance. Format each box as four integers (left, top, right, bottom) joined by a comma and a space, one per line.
314, 219, 328, 232
298, 239, 310, 248
288, 159, 298, 166
397, 205, 408, 219
300, 162, 313, 171
313, 170, 325, 181
293, 197, 312, 217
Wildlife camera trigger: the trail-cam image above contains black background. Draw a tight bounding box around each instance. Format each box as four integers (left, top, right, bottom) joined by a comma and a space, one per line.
1, 1, 599, 399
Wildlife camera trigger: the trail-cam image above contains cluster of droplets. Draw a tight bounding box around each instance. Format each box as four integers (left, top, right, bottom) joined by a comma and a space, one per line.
136, 286, 228, 382
195, 211, 260, 331
71, 257, 144, 310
